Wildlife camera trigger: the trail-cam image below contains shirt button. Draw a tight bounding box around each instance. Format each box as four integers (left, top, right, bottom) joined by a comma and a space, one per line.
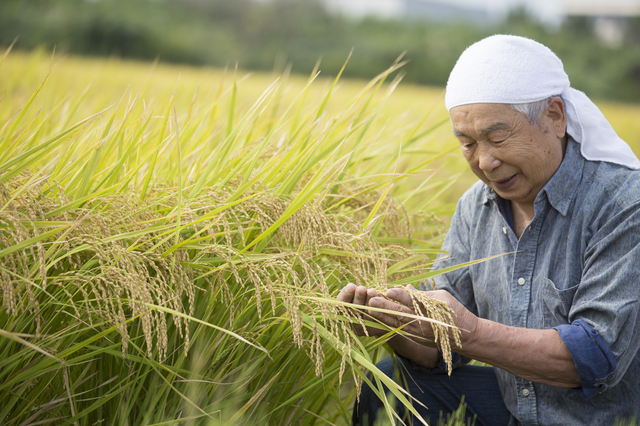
502, 226, 507, 234
518, 277, 525, 286
522, 388, 530, 397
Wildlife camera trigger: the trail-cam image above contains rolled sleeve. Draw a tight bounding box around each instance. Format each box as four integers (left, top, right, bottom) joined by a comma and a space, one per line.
569, 200, 640, 390
555, 319, 617, 399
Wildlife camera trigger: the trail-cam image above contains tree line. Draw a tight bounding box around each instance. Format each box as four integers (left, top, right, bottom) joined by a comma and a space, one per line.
2, 0, 640, 101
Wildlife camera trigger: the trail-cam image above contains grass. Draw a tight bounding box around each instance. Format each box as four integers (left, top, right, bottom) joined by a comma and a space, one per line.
0, 47, 465, 425
2, 47, 640, 425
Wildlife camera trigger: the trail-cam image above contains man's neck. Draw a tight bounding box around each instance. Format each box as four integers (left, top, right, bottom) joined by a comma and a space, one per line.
510, 201, 535, 239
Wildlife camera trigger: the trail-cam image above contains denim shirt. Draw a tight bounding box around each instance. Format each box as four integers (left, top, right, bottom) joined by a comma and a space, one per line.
432, 139, 640, 425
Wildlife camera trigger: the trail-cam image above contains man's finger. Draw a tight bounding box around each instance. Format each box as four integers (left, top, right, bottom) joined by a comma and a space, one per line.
369, 296, 439, 344
337, 283, 356, 303
385, 288, 414, 307
368, 297, 414, 321
353, 285, 369, 306
367, 306, 404, 330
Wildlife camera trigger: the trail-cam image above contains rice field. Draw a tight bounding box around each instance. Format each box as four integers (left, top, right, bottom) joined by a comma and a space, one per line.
1, 46, 640, 425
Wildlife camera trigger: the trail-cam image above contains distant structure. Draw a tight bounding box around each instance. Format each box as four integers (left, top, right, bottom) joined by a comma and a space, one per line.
320, 0, 498, 25
316, 0, 640, 30
403, 0, 496, 24
316, 0, 640, 46
321, 0, 403, 20
561, 1, 640, 47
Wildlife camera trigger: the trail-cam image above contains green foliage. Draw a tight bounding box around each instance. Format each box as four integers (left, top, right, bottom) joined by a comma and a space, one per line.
2, 0, 640, 101
369, 395, 475, 426
0, 48, 460, 425
436, 397, 475, 426
2, 42, 639, 425
615, 417, 638, 426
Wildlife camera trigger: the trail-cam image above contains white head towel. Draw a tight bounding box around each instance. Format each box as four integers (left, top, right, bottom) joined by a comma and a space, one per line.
445, 35, 640, 170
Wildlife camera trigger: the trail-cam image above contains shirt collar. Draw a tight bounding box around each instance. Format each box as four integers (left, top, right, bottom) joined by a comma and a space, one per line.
481, 138, 584, 216
537, 138, 583, 216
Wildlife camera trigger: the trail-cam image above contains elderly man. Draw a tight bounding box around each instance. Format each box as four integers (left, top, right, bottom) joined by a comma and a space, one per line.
339, 35, 640, 425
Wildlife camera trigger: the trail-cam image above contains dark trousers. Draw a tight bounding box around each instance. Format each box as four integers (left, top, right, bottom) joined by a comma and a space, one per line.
353, 356, 512, 426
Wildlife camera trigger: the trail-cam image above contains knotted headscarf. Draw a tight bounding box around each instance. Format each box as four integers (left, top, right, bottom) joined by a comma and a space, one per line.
445, 35, 640, 169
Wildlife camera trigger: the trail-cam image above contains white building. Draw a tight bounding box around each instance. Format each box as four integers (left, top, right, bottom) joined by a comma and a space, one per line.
562, 1, 640, 46
314, 0, 640, 28
320, 0, 498, 23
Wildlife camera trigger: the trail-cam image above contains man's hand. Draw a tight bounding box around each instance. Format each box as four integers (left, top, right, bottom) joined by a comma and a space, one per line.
367, 286, 479, 349
337, 283, 388, 337
337, 283, 441, 367
367, 285, 582, 387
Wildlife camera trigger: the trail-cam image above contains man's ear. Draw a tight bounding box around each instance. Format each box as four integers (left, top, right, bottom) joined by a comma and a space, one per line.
546, 97, 567, 139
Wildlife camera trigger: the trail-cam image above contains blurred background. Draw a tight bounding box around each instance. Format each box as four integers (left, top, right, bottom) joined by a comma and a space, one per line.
2, 0, 640, 101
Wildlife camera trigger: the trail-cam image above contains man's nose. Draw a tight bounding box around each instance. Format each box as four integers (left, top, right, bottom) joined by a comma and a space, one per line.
477, 146, 501, 172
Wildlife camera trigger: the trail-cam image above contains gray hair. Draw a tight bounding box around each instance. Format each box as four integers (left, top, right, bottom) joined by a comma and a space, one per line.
508, 95, 563, 125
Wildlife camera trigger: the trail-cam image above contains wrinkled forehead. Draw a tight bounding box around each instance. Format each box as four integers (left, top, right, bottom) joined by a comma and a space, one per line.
445, 35, 569, 111
449, 103, 523, 136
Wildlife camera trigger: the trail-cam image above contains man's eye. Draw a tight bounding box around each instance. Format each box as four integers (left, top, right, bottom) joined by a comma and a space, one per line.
488, 132, 509, 143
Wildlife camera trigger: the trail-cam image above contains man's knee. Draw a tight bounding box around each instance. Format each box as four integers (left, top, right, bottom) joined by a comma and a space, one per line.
354, 357, 509, 426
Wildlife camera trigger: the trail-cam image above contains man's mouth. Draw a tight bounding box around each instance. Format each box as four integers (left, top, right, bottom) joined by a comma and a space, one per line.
491, 174, 517, 190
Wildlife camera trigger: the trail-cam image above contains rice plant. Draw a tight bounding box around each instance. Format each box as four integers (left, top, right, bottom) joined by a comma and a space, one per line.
0, 44, 473, 426
4, 43, 640, 425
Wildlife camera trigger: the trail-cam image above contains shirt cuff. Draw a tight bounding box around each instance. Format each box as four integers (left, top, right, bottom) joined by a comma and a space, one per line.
554, 319, 617, 399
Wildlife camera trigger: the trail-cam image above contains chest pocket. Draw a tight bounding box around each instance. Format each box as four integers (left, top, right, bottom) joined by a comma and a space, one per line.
541, 278, 579, 328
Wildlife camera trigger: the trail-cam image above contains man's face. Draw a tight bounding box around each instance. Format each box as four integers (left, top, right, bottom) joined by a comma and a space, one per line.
450, 101, 567, 208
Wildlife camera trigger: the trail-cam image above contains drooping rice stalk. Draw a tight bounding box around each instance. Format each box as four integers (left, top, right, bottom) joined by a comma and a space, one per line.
0, 48, 466, 425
